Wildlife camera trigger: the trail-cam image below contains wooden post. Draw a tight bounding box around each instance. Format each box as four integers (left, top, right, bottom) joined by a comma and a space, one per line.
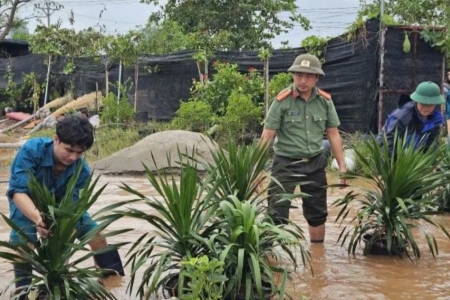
105, 62, 109, 97
264, 56, 270, 119
43, 55, 52, 106
117, 60, 122, 102
196, 61, 204, 85
95, 82, 99, 114
134, 63, 139, 113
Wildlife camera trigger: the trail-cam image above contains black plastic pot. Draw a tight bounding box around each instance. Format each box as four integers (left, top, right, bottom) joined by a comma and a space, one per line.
162, 273, 182, 298
224, 280, 273, 300
362, 233, 408, 256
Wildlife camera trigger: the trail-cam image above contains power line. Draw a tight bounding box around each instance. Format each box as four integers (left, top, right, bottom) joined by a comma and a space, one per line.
58, 0, 138, 5
61, 8, 143, 25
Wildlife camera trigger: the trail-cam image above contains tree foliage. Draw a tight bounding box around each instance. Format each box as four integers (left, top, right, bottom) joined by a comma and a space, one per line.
138, 19, 189, 55
141, 0, 311, 50
29, 25, 103, 57
0, 0, 31, 43
357, 0, 450, 63
359, 0, 449, 25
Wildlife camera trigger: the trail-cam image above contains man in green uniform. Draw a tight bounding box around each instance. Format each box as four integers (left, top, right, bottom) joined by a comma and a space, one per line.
260, 53, 347, 243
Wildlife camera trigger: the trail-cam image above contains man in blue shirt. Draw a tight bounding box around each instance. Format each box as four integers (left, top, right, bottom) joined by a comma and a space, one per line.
377, 81, 444, 154
8, 115, 124, 293
444, 70, 450, 139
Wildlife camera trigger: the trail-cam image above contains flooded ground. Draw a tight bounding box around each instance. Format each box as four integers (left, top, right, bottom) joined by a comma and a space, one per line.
0, 165, 449, 299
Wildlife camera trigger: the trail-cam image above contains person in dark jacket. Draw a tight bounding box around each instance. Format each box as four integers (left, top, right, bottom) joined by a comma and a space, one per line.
377, 81, 444, 154
444, 70, 450, 139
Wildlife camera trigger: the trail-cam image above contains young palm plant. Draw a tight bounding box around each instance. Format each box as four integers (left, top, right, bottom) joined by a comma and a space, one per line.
436, 140, 450, 212
333, 132, 450, 258
198, 141, 272, 203
120, 151, 221, 300
212, 195, 310, 300
0, 162, 129, 299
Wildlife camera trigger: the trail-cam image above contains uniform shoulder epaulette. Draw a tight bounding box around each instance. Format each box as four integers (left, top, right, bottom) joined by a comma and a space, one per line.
276, 88, 292, 102
317, 88, 331, 100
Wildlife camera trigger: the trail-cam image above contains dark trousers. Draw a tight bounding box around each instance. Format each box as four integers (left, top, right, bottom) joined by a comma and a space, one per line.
268, 153, 328, 226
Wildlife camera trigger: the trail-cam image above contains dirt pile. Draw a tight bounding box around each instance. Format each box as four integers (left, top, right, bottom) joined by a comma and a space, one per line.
92, 130, 218, 174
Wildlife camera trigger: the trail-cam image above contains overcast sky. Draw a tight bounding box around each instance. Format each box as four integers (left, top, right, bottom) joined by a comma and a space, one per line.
21, 0, 362, 48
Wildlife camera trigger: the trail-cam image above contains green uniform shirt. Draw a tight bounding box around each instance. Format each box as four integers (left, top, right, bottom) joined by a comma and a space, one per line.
264, 85, 340, 158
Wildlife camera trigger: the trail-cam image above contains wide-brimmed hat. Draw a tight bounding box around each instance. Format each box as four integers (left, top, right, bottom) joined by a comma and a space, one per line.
287, 54, 325, 76
410, 81, 444, 105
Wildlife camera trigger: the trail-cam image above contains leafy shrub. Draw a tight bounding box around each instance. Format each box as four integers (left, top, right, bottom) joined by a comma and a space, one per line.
191, 63, 264, 116
171, 100, 214, 132
100, 92, 135, 124
191, 63, 245, 115
240, 68, 265, 105
217, 91, 262, 142
269, 72, 292, 101
180, 256, 227, 300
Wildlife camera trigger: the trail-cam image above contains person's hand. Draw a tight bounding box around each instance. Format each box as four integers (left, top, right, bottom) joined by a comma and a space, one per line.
339, 169, 348, 189
35, 214, 51, 239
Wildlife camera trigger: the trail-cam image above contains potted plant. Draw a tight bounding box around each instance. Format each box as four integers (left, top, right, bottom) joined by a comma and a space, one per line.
0, 163, 128, 300
120, 150, 221, 300
436, 140, 450, 212
213, 195, 309, 300
333, 133, 450, 258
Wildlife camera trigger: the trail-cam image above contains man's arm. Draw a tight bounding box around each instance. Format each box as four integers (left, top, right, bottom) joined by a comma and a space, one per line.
12, 193, 40, 224
260, 129, 276, 149
326, 127, 346, 173
8, 143, 51, 237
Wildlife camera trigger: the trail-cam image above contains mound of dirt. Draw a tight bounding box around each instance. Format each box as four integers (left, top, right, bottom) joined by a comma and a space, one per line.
92, 130, 219, 174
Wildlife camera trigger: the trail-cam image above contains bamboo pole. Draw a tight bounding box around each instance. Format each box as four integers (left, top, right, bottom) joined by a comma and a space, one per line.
51, 92, 103, 117
0, 94, 73, 134
0, 143, 23, 148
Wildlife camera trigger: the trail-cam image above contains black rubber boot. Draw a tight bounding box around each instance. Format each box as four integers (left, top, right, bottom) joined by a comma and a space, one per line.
12, 262, 32, 300
94, 249, 125, 277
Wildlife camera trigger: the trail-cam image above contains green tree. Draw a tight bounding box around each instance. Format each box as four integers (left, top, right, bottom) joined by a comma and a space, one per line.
29, 25, 104, 99
10, 21, 30, 41
0, 0, 32, 42
142, 0, 311, 50
97, 30, 141, 98
138, 19, 189, 54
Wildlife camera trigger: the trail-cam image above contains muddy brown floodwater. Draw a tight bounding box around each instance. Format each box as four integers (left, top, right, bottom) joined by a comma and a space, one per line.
0, 169, 449, 299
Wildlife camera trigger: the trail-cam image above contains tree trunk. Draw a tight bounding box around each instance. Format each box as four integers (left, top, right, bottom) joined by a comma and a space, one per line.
204, 58, 208, 82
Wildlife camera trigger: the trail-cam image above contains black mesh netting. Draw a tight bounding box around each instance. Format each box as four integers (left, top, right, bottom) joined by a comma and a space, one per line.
380, 26, 444, 125
0, 19, 444, 134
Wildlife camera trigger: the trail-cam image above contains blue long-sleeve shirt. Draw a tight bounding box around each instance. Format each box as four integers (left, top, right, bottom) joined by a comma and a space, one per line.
376, 101, 443, 154
7, 137, 90, 205
445, 84, 450, 120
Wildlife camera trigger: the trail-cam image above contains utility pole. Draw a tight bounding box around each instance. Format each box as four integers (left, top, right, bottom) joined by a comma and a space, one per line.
35, 1, 64, 27
34, 1, 64, 106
